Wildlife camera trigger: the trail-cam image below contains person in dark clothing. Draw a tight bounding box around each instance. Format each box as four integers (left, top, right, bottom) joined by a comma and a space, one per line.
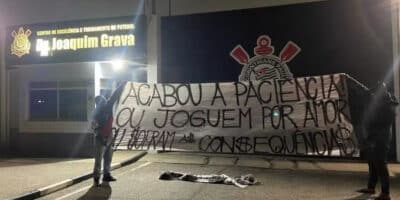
357, 82, 398, 200
92, 82, 126, 186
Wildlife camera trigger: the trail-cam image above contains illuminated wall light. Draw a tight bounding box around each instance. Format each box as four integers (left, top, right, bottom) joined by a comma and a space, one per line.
112, 59, 125, 71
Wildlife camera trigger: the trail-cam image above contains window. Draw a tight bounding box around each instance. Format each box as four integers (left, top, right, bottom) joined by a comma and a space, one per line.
29, 81, 90, 121
59, 90, 87, 121
30, 90, 57, 120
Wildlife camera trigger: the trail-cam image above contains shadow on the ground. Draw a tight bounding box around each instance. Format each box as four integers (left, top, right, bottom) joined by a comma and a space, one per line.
0, 158, 91, 168
343, 193, 374, 200
77, 185, 112, 200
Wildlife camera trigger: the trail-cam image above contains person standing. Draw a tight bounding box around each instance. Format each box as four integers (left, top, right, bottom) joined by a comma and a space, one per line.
92, 82, 126, 186
357, 82, 398, 200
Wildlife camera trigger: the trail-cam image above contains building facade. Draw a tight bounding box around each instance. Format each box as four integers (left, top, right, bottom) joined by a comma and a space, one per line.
1, 0, 399, 160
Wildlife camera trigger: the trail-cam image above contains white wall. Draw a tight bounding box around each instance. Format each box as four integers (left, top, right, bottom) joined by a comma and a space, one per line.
9, 69, 20, 129
0, 0, 144, 26
391, 0, 400, 162
0, 29, 7, 150
159, 0, 326, 16
16, 63, 95, 133
0, 0, 367, 149
6, 0, 400, 160
0, 0, 329, 27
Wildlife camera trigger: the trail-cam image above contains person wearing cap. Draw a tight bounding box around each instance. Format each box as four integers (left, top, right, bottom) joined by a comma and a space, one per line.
91, 82, 126, 187
357, 82, 398, 200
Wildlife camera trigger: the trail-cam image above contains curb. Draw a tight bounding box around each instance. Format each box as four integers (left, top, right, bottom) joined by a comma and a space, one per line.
9, 151, 147, 200
156, 150, 367, 163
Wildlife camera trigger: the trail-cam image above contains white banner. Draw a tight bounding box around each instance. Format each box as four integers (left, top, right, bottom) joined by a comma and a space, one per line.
113, 73, 358, 157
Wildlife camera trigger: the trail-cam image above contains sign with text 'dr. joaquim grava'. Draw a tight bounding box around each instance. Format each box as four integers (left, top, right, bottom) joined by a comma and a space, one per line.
6, 16, 146, 66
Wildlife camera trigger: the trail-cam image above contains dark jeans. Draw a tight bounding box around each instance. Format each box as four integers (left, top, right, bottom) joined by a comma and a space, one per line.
367, 160, 390, 194
93, 136, 114, 179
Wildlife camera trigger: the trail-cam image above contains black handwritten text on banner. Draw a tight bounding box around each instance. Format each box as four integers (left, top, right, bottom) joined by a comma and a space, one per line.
113, 74, 357, 157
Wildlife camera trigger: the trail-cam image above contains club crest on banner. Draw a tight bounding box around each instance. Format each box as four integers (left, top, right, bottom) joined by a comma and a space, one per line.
230, 35, 301, 81
11, 27, 32, 58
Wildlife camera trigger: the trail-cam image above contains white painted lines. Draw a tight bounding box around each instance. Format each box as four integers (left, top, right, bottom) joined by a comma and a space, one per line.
54, 185, 92, 200
39, 180, 74, 196
54, 162, 152, 200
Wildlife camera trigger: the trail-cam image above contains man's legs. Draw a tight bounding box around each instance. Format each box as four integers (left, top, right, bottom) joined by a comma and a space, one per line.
368, 161, 378, 190
93, 137, 104, 186
376, 160, 390, 195
359, 160, 378, 194
102, 137, 116, 182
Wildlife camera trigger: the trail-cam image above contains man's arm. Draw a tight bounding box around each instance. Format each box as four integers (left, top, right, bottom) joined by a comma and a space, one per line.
106, 81, 127, 107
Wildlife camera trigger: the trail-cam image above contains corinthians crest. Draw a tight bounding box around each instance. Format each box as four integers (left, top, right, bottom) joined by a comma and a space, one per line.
11, 27, 32, 58
230, 35, 301, 81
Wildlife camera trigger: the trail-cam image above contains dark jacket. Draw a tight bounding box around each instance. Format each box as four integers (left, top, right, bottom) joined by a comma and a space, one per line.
364, 91, 398, 160
93, 82, 127, 137
93, 104, 113, 134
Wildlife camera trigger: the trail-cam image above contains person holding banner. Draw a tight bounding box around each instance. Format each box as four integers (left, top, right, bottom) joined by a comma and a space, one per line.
91, 82, 126, 187
357, 82, 398, 200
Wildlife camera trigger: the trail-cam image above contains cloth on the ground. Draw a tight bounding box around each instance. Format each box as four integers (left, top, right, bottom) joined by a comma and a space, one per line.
159, 171, 260, 188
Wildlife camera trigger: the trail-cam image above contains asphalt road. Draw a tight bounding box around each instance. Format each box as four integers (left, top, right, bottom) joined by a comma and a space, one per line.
38, 160, 400, 200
